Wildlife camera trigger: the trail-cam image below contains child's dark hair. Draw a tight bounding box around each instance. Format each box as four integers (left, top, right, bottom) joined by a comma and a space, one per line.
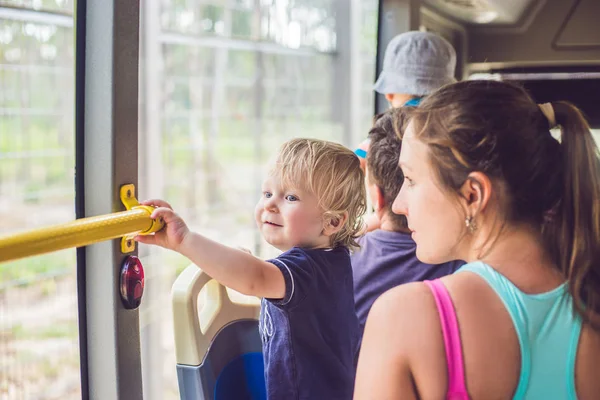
367, 108, 413, 231
411, 80, 600, 328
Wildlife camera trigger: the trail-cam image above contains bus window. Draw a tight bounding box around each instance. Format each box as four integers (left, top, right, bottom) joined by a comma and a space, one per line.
0, 2, 80, 399
136, 1, 379, 398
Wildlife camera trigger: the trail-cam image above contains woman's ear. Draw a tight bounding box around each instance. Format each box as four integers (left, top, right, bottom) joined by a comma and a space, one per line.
323, 211, 349, 237
459, 172, 492, 216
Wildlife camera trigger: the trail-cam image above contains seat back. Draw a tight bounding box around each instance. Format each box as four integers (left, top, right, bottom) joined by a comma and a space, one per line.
172, 265, 264, 400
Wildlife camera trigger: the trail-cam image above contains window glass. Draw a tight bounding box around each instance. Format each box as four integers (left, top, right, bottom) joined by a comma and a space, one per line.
138, 0, 378, 398
0, 2, 80, 399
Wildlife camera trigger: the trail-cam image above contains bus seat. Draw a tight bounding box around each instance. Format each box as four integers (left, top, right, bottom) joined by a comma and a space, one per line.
172, 264, 264, 400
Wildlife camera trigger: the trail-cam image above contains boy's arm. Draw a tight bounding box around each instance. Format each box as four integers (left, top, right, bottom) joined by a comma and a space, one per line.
134, 200, 285, 299
178, 232, 286, 299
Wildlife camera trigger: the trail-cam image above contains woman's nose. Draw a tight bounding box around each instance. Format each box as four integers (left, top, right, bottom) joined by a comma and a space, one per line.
391, 189, 408, 216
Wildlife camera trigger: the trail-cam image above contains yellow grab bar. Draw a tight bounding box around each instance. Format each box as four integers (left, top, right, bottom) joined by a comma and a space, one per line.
0, 184, 164, 264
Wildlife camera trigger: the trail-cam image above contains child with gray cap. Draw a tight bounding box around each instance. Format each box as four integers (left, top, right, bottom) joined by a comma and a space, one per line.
356, 31, 457, 231
374, 30, 456, 108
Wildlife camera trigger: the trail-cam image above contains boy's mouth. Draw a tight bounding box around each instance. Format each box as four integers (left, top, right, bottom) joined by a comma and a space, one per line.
264, 221, 283, 227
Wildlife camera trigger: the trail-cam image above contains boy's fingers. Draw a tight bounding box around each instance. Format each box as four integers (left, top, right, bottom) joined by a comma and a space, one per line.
134, 234, 152, 244
140, 199, 173, 209
134, 234, 159, 245
150, 207, 175, 220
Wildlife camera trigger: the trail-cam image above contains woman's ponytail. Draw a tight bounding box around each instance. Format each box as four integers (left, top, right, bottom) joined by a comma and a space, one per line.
549, 101, 600, 328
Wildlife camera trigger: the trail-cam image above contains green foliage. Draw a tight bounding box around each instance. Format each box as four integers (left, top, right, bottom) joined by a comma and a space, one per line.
0, 250, 74, 287
231, 9, 252, 38
11, 320, 78, 340
0, 1, 377, 292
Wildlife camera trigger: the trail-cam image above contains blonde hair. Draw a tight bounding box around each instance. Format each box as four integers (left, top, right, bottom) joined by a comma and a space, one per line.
271, 138, 367, 249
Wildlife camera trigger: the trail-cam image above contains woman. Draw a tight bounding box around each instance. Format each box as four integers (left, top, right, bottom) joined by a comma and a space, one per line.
354, 80, 600, 399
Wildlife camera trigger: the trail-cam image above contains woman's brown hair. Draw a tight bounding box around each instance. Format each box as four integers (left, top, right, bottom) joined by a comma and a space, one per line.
411, 79, 600, 328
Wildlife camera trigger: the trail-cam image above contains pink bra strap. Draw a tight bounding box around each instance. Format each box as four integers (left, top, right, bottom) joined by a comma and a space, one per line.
424, 280, 469, 399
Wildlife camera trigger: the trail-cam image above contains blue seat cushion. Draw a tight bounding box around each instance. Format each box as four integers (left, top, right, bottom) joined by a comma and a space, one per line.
214, 352, 266, 400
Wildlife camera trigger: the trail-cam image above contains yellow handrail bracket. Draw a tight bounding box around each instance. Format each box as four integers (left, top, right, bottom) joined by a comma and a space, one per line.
0, 184, 164, 264
120, 184, 164, 253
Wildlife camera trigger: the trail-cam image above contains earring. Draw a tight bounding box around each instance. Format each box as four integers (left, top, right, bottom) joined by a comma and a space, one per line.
465, 216, 477, 233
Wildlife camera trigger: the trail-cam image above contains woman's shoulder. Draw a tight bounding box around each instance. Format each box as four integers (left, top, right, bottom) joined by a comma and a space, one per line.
376, 281, 433, 304
367, 282, 440, 344
363, 282, 450, 387
366, 273, 491, 345
373, 271, 479, 313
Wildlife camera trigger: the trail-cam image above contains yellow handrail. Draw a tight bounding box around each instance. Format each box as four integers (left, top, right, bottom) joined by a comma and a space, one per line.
0, 184, 163, 264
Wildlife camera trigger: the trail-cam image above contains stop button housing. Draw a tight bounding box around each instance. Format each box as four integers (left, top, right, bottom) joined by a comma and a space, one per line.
120, 255, 144, 309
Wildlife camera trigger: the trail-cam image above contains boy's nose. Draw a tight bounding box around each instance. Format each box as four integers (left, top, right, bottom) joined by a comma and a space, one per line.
264, 197, 278, 212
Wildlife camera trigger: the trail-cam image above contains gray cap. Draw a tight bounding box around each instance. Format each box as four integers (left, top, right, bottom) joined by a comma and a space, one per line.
374, 31, 457, 96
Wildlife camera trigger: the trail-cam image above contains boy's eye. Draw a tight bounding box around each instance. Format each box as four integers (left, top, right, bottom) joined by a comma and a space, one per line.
404, 177, 415, 187
264, 192, 273, 198
285, 195, 298, 202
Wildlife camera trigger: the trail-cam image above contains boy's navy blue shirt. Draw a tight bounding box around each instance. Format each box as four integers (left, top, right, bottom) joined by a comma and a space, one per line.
351, 230, 464, 338
260, 246, 359, 400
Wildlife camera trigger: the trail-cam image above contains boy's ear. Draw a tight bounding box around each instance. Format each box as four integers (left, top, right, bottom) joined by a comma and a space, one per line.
368, 184, 385, 212
322, 211, 349, 237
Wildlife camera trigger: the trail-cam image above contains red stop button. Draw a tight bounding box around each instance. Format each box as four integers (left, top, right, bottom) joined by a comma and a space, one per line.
120, 255, 144, 309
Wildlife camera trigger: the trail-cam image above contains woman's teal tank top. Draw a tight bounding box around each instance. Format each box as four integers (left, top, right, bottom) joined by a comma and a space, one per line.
457, 262, 582, 399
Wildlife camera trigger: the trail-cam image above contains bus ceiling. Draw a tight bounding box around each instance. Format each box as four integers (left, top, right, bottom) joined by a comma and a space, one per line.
377, 0, 600, 123
378, 0, 600, 75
